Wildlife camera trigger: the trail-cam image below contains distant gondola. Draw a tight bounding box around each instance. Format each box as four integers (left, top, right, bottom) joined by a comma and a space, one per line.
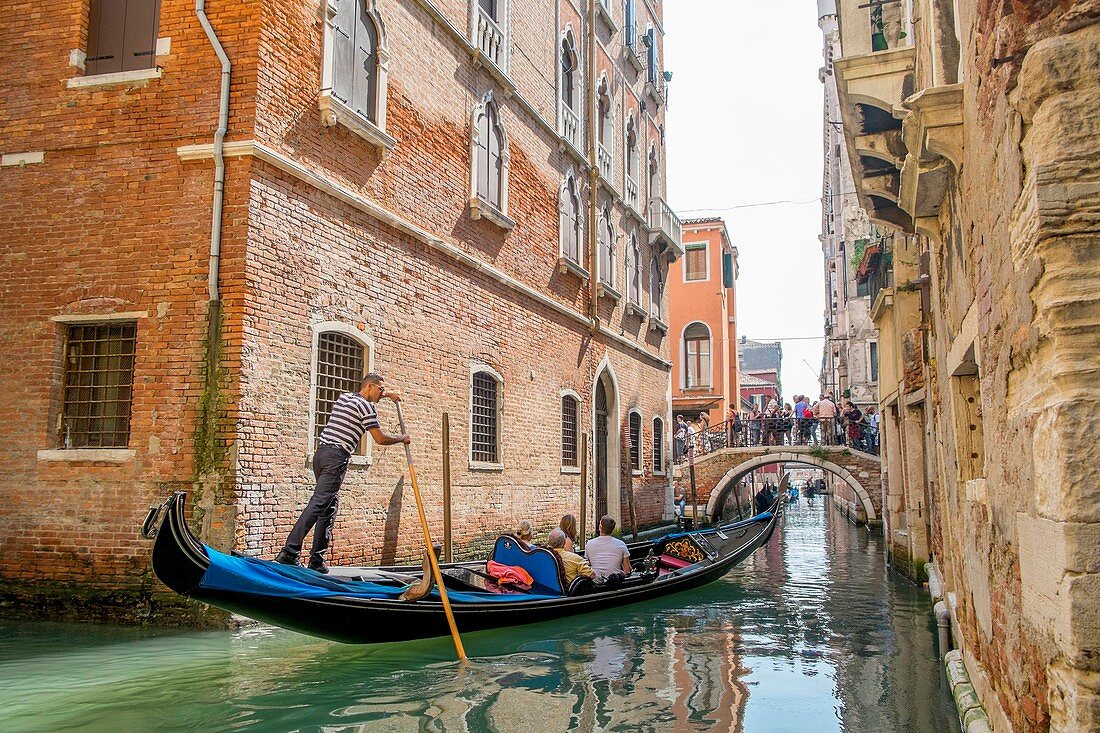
145, 491, 780, 645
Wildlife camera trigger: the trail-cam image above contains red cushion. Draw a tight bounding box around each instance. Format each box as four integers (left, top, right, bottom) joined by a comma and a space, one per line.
660, 554, 692, 570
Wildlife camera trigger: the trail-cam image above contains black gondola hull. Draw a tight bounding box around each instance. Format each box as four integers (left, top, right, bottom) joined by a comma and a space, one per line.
148, 492, 779, 644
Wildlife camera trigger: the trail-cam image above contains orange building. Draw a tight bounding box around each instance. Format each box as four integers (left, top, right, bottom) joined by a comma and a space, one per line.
669, 218, 739, 426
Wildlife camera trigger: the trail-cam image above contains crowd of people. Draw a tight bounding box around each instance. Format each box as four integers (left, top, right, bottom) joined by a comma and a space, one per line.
672, 392, 880, 464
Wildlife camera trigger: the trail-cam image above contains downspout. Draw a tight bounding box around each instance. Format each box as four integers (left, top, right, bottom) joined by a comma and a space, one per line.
586, 0, 599, 334
197, 0, 231, 303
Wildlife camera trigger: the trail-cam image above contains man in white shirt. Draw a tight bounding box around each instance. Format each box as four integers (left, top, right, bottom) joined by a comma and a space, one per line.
584, 515, 632, 579
815, 393, 838, 445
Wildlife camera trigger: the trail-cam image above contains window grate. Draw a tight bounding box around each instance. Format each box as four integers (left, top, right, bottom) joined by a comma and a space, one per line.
61, 322, 137, 448
472, 371, 499, 463
561, 395, 578, 467
315, 332, 365, 452
629, 412, 642, 470
652, 418, 663, 471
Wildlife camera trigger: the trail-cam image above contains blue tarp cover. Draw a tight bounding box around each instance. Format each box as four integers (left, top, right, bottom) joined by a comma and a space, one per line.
197, 546, 560, 603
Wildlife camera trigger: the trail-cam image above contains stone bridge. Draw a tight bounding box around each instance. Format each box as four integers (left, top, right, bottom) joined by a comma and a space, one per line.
671, 446, 883, 526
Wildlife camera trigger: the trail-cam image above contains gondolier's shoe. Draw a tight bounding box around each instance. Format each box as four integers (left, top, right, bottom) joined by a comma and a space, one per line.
274, 550, 299, 566
308, 559, 329, 574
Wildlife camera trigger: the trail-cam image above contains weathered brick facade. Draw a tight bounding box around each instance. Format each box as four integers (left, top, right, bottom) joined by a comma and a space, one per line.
0, 0, 679, 620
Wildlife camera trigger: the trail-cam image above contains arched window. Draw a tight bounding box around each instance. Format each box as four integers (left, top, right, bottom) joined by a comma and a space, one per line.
684, 322, 711, 388
648, 146, 660, 202
627, 233, 642, 305
560, 175, 582, 264
313, 329, 369, 454
628, 410, 642, 470
599, 205, 615, 287
561, 393, 579, 467
625, 116, 639, 182
650, 257, 664, 318
561, 35, 577, 111
471, 369, 501, 464
597, 77, 613, 150
470, 93, 510, 221
322, 0, 391, 145
652, 417, 664, 472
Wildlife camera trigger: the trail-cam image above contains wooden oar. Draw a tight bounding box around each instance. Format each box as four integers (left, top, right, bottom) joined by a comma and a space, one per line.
395, 402, 468, 662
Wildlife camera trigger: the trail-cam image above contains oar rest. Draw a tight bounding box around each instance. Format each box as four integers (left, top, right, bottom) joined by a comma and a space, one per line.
488, 535, 569, 596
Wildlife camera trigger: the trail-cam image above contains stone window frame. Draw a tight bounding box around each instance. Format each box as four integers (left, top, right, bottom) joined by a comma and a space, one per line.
37, 311, 148, 464
67, 1, 170, 90
597, 202, 621, 300
559, 26, 582, 133
625, 228, 645, 316
558, 171, 588, 278
469, 0, 512, 79
682, 239, 709, 283
469, 91, 515, 230
560, 388, 582, 474
469, 362, 505, 471
318, 0, 396, 152
306, 321, 375, 467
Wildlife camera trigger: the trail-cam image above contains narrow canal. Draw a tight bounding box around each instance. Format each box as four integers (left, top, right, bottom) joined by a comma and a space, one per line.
0, 498, 959, 732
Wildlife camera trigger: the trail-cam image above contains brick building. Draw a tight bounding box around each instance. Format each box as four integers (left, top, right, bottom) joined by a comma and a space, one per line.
0, 0, 683, 619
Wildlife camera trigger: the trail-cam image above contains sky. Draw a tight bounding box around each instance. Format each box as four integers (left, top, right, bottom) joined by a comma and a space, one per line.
664, 0, 828, 401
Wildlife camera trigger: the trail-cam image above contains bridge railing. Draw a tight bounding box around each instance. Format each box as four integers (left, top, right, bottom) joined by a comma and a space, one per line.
673, 417, 880, 464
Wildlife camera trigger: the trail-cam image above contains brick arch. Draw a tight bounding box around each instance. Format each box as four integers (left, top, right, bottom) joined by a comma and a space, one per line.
705, 452, 878, 523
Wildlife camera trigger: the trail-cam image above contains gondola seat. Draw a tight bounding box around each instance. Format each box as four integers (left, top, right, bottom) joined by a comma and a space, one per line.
566, 576, 597, 596
488, 535, 568, 595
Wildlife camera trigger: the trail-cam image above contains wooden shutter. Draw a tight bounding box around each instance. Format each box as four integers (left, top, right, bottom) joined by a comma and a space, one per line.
564, 181, 579, 261
122, 0, 160, 72
486, 107, 502, 208
475, 109, 490, 201
87, 0, 127, 75
331, 0, 355, 105
647, 28, 658, 84
351, 4, 379, 122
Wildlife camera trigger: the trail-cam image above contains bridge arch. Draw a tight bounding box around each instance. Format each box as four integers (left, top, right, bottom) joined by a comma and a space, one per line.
705, 451, 878, 524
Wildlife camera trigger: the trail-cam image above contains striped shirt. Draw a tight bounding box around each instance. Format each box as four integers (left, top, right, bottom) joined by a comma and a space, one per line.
319, 392, 380, 454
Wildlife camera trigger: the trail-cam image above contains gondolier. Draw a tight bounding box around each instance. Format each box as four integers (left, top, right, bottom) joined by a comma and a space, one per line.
275, 372, 409, 573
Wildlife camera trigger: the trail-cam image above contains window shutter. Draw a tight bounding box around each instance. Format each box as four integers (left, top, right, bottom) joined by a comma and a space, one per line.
121, 0, 160, 72
351, 7, 379, 122
487, 109, 502, 208
647, 28, 658, 84
331, 0, 356, 105
87, 0, 128, 76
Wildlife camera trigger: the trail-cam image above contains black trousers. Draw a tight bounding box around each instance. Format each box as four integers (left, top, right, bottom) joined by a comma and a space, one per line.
282, 443, 350, 563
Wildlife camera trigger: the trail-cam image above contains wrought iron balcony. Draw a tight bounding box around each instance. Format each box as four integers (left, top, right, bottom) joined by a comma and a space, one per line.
647, 197, 683, 260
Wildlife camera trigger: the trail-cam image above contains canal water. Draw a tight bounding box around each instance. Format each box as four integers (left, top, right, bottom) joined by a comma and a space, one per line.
0, 498, 959, 732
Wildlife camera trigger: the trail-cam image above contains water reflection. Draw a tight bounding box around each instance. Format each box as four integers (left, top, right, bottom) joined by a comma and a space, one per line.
0, 498, 957, 733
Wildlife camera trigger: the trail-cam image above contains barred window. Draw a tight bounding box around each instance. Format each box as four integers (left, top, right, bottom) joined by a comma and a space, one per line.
61, 322, 137, 448
628, 411, 642, 470
652, 417, 664, 472
472, 370, 500, 463
314, 331, 366, 453
561, 394, 579, 467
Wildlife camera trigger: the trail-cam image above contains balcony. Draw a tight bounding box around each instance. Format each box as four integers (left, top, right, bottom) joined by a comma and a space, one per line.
647, 197, 683, 260
899, 84, 964, 231
597, 143, 614, 188
624, 176, 640, 212
624, 25, 645, 72
474, 7, 507, 75
561, 105, 581, 155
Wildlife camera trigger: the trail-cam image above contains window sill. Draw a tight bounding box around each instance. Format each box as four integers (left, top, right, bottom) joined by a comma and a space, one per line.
470, 461, 504, 472
319, 92, 396, 152
559, 136, 587, 165
631, 469, 643, 477
470, 197, 516, 230
596, 2, 617, 33
597, 282, 622, 301
38, 448, 135, 463
645, 80, 665, 106
625, 46, 645, 73
648, 316, 668, 333
625, 301, 646, 318
561, 465, 581, 475
653, 469, 666, 477
471, 52, 517, 96
67, 67, 162, 89
558, 256, 589, 279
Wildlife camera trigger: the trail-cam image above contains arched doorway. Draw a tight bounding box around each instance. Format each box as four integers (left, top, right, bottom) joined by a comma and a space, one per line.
595, 381, 609, 519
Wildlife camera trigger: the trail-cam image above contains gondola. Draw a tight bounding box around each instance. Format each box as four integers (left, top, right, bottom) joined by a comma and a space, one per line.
145, 491, 781, 645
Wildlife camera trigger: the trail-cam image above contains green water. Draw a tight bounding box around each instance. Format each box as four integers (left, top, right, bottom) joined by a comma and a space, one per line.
0, 499, 959, 732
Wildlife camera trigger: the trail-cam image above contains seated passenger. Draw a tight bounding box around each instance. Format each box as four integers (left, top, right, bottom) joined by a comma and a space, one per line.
515, 520, 534, 547
584, 515, 632, 579
559, 514, 578, 552
547, 528, 595, 584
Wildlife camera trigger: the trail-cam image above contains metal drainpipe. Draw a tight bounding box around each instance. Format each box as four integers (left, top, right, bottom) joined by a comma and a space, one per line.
934, 600, 952, 658
586, 0, 599, 334
196, 0, 232, 303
